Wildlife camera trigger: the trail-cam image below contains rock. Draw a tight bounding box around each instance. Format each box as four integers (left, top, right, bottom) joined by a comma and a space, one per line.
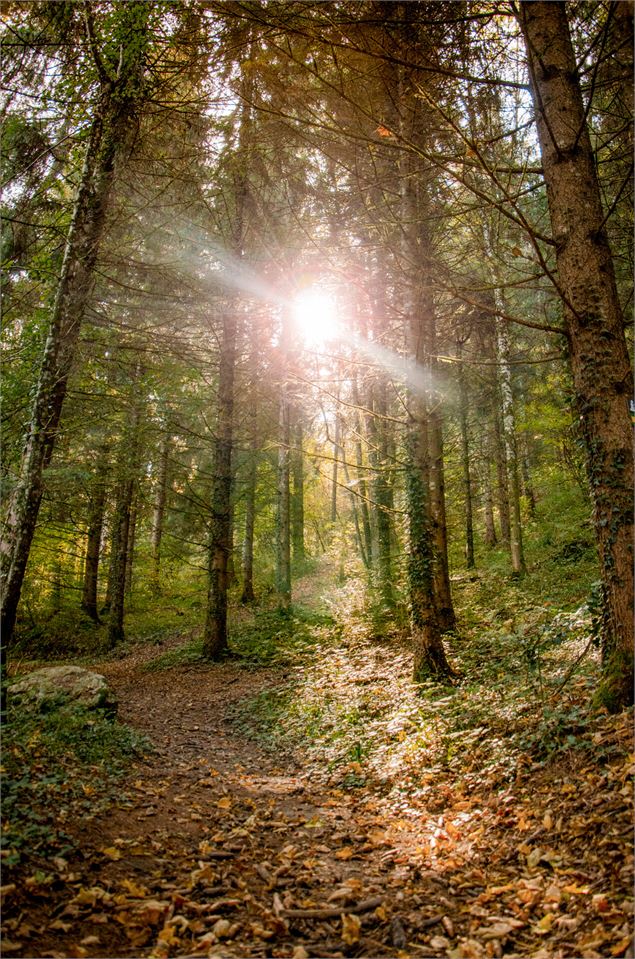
9, 665, 117, 716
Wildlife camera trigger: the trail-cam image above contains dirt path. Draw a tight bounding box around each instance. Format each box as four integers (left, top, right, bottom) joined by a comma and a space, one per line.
12, 657, 444, 959
4, 643, 633, 959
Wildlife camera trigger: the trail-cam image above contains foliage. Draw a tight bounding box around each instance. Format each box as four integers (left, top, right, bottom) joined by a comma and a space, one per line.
2, 702, 150, 867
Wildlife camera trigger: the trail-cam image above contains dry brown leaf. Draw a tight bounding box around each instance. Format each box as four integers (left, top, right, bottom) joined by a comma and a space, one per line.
341, 913, 362, 945
335, 847, 354, 860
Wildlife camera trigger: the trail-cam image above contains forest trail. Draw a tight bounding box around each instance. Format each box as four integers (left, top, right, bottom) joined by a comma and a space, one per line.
6, 628, 634, 959
10, 651, 453, 959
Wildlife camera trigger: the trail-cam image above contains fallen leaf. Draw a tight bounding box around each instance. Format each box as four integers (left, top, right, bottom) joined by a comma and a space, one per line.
335, 847, 354, 860
216, 796, 232, 810
212, 919, 232, 939
120, 879, 149, 898
100, 846, 122, 861
341, 913, 362, 945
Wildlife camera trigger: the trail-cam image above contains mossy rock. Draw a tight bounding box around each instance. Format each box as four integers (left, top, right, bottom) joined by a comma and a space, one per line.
9, 666, 117, 717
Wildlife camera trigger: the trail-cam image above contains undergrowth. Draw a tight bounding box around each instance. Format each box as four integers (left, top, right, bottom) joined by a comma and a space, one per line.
230, 569, 610, 799
145, 604, 337, 671
1, 703, 150, 868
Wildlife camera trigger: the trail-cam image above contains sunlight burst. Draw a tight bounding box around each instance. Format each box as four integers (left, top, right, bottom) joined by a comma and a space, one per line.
291, 288, 340, 347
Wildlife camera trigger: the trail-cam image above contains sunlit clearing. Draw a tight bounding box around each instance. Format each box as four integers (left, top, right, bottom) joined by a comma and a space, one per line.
292, 288, 340, 347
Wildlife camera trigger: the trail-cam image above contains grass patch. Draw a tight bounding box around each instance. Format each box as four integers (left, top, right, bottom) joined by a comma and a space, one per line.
1, 702, 151, 868
230, 605, 338, 665
143, 637, 206, 672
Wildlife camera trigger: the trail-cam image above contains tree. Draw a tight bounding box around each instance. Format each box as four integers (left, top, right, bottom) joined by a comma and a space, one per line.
0, 2, 152, 646
518, 0, 634, 710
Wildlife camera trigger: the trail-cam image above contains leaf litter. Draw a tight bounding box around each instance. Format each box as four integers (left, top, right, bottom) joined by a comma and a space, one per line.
1, 590, 633, 959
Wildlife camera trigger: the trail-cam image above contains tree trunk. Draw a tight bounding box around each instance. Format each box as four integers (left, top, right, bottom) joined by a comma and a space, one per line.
81, 449, 109, 621
429, 405, 456, 629
241, 425, 258, 605
151, 430, 170, 594
519, 0, 634, 710
367, 377, 394, 612
407, 404, 453, 682
495, 310, 526, 576
330, 400, 341, 524
351, 372, 373, 566
276, 364, 292, 611
481, 429, 498, 548
125, 490, 137, 597
203, 310, 237, 657
457, 345, 475, 569
107, 402, 142, 650
203, 58, 253, 655
291, 418, 305, 565
520, 433, 537, 518
493, 397, 511, 544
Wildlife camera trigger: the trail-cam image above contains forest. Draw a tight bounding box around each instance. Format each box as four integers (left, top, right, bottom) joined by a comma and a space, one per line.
1, 1, 633, 958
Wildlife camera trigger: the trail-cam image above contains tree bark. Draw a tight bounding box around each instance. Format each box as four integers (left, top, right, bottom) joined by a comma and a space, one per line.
151, 430, 170, 594
107, 402, 142, 650
291, 418, 305, 565
0, 4, 150, 647
519, 0, 634, 710
276, 358, 292, 611
203, 310, 237, 657
241, 419, 258, 605
457, 344, 475, 569
81, 448, 109, 621
495, 309, 526, 576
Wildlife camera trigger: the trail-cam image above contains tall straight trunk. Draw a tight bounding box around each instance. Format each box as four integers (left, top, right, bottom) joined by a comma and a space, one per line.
330, 397, 341, 524
343, 459, 368, 569
520, 434, 537, 518
493, 398, 511, 543
367, 378, 394, 611
428, 405, 456, 629
520, 1, 634, 709
203, 310, 237, 657
241, 439, 258, 605
81, 449, 109, 621
407, 398, 453, 681
291, 419, 305, 565
203, 58, 253, 656
495, 311, 526, 576
125, 491, 137, 597
276, 369, 292, 610
107, 403, 142, 650
351, 372, 373, 566
150, 430, 170, 593
0, 12, 149, 646
457, 346, 475, 569
481, 430, 498, 548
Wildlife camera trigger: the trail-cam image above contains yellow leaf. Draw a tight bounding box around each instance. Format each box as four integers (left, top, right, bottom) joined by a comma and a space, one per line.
100, 846, 122, 861
341, 913, 362, 945
120, 879, 148, 898
612, 935, 633, 956
534, 913, 554, 935
335, 847, 354, 860
216, 796, 232, 810
157, 924, 181, 946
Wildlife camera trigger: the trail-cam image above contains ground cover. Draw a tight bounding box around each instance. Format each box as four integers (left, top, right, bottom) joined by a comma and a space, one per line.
2, 561, 633, 959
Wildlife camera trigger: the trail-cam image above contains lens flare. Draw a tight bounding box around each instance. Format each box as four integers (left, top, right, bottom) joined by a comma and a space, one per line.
291, 288, 339, 346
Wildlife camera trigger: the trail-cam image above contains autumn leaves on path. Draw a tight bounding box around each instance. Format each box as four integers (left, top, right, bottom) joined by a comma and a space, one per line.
16, 661, 443, 959
4, 646, 633, 959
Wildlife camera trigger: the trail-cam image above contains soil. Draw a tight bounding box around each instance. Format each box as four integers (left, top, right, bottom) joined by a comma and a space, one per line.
2, 641, 633, 959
